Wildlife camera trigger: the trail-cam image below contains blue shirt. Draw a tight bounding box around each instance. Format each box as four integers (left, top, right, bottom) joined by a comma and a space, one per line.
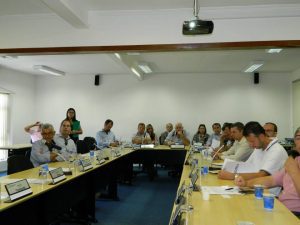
206, 133, 221, 146
96, 130, 116, 149
165, 130, 190, 145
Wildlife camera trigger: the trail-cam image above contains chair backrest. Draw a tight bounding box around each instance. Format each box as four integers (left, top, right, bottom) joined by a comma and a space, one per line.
83, 137, 97, 151
76, 140, 88, 154
7, 155, 34, 175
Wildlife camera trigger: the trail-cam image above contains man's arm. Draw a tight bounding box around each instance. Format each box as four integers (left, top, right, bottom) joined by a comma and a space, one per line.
218, 170, 269, 180
285, 157, 300, 196
235, 175, 276, 188
24, 122, 40, 132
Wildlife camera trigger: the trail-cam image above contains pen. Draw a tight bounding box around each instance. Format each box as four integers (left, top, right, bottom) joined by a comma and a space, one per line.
225, 187, 234, 191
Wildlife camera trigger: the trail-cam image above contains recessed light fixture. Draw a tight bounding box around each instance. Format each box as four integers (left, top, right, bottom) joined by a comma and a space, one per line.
114, 53, 121, 59
33, 65, 65, 76
138, 62, 152, 74
266, 48, 282, 53
244, 61, 264, 73
131, 67, 142, 79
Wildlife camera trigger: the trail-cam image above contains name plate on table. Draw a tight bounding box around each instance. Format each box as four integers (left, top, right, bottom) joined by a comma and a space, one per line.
170, 203, 183, 225
5, 179, 32, 202
170, 144, 185, 149
140, 144, 154, 149
96, 155, 106, 165
49, 167, 66, 184
80, 158, 93, 171
175, 181, 186, 205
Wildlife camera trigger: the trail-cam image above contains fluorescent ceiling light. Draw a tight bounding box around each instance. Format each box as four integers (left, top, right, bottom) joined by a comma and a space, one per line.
266, 48, 282, 53
244, 61, 264, 73
114, 53, 121, 59
33, 65, 65, 76
138, 62, 152, 74
131, 67, 142, 79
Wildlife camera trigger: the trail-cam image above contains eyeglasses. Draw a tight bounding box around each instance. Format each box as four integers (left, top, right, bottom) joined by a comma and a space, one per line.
42, 132, 54, 136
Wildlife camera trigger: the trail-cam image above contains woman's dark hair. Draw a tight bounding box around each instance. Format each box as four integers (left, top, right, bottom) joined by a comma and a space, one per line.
146, 124, 155, 141
197, 124, 207, 134
66, 108, 77, 121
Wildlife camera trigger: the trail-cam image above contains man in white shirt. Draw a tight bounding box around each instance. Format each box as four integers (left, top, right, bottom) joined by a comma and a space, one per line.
218, 121, 288, 180
219, 122, 253, 162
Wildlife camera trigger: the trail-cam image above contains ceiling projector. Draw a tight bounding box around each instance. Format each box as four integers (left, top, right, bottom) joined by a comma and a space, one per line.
182, 19, 214, 35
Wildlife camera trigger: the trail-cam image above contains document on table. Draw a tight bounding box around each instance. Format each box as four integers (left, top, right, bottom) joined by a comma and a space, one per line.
27, 178, 51, 184
222, 158, 259, 173
201, 186, 242, 195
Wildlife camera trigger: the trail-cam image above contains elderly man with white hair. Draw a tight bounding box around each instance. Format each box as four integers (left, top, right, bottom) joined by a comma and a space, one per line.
164, 122, 190, 146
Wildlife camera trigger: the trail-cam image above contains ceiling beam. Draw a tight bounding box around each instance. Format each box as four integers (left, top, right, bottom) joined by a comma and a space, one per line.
41, 0, 88, 28
1, 40, 300, 55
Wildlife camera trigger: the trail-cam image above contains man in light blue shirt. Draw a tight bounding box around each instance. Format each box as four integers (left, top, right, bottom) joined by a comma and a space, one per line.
53, 120, 77, 160
96, 119, 118, 149
30, 123, 62, 167
164, 122, 190, 146
206, 122, 221, 147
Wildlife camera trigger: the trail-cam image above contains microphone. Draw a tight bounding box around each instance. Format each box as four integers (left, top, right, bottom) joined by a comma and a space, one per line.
52, 144, 62, 151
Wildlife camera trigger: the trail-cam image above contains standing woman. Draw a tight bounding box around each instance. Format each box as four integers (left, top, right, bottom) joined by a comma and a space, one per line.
193, 124, 210, 145
66, 108, 82, 143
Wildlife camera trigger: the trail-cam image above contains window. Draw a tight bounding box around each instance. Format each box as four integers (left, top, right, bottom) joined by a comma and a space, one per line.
0, 93, 9, 160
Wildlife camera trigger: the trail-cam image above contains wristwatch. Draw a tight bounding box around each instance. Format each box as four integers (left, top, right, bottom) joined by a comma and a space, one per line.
234, 174, 239, 180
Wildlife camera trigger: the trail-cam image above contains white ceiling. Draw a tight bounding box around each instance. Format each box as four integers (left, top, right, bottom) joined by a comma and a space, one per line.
1, 48, 300, 76
0, 0, 300, 77
0, 0, 298, 16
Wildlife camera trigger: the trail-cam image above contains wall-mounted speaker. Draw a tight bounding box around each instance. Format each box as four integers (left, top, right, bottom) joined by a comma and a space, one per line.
94, 74, 100, 86
254, 72, 259, 84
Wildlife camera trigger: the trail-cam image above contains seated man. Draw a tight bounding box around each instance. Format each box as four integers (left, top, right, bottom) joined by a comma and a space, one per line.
159, 123, 173, 145
53, 119, 77, 159
218, 121, 288, 181
164, 122, 190, 146
206, 123, 221, 148
264, 122, 278, 140
96, 119, 119, 149
235, 127, 300, 217
218, 122, 253, 162
211, 122, 233, 155
132, 123, 151, 144
30, 123, 66, 167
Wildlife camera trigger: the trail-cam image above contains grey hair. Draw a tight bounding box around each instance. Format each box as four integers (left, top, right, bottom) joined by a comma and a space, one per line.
41, 123, 55, 132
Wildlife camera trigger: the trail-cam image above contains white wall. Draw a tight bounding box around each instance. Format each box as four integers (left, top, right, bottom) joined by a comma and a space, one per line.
35, 72, 292, 141
0, 68, 37, 143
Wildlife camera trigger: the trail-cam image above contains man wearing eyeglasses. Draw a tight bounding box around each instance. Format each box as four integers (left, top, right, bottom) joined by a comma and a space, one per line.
30, 123, 61, 167
54, 119, 77, 159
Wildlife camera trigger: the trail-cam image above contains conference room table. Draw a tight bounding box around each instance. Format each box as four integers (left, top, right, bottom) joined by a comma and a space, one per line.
0, 143, 32, 156
170, 151, 300, 225
0, 145, 187, 225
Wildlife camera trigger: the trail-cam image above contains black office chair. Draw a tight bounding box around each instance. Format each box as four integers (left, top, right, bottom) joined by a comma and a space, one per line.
76, 140, 87, 154
7, 155, 34, 175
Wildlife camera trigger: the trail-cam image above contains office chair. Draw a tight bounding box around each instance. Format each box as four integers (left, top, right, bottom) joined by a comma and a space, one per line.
7, 155, 34, 175
76, 140, 87, 154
